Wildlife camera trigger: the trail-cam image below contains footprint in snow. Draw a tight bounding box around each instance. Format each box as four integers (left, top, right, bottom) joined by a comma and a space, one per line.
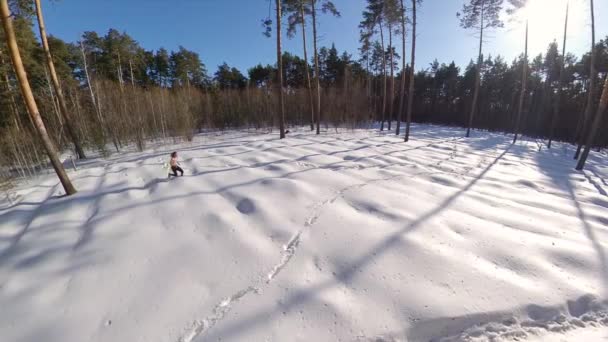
237, 198, 256, 215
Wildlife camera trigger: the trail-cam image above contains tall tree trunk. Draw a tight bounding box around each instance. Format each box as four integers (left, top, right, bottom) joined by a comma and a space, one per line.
276, 0, 286, 139
513, 20, 529, 144
466, 0, 484, 138
404, 0, 416, 142
35, 0, 86, 159
0, 0, 76, 195
548, 0, 569, 148
576, 72, 608, 170
388, 23, 395, 131
396, 0, 407, 136
379, 20, 387, 131
299, 0, 315, 131
312, 0, 322, 135
575, 0, 596, 160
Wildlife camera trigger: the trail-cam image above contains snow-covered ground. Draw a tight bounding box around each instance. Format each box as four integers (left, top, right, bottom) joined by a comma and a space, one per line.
1, 124, 608, 342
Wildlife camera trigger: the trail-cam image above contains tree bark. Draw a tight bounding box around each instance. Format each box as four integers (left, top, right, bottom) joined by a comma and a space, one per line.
396, 0, 407, 136
388, 23, 395, 131
548, 0, 569, 148
404, 0, 416, 142
276, 0, 286, 139
1, 0, 76, 195
513, 20, 528, 144
299, 0, 315, 131
574, 0, 596, 160
466, 0, 484, 138
379, 20, 387, 131
576, 70, 608, 170
35, 0, 86, 159
312, 0, 322, 135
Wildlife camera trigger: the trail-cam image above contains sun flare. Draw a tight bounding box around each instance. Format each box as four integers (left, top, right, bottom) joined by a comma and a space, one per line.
506, 0, 585, 55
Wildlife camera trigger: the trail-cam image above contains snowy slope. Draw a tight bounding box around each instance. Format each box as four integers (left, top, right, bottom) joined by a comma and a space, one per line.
1, 125, 608, 342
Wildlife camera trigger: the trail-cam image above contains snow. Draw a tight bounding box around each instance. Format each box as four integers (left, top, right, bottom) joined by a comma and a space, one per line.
1, 124, 608, 342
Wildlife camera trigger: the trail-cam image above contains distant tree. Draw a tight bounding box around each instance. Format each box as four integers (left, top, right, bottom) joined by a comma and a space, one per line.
170, 46, 208, 88
248, 63, 274, 87
214, 63, 247, 89
458, 0, 504, 137
0, 0, 76, 194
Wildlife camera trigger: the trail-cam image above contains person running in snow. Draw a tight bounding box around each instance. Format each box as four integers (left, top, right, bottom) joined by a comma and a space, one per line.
169, 151, 184, 177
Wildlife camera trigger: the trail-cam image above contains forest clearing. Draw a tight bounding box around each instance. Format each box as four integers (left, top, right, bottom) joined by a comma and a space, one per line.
1, 0, 608, 341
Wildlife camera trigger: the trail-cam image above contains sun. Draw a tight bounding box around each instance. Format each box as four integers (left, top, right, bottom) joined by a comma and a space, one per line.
505, 0, 585, 57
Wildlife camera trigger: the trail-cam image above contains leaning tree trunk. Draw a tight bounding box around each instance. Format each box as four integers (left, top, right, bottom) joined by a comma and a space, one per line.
404, 0, 416, 142
396, 0, 407, 136
379, 20, 387, 131
513, 21, 529, 144
548, 0, 569, 149
312, 0, 322, 135
299, 0, 315, 131
276, 0, 286, 139
576, 71, 608, 170
575, 0, 596, 160
35, 0, 86, 159
0, 0, 76, 195
466, 0, 484, 138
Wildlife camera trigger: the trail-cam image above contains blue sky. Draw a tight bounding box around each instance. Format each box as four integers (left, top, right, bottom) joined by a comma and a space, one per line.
40, 0, 608, 75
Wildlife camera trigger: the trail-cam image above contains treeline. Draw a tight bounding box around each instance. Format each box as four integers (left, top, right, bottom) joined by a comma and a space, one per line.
0, 0, 607, 190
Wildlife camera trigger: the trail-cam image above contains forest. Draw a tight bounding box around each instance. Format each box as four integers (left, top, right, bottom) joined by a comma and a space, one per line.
0, 0, 606, 194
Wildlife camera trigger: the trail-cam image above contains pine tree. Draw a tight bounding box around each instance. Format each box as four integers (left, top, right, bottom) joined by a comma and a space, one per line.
458, 0, 504, 137
283, 0, 315, 131
361, 0, 387, 131
0, 0, 76, 195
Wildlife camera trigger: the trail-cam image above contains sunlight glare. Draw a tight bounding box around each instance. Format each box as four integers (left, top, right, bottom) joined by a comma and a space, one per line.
506, 0, 585, 56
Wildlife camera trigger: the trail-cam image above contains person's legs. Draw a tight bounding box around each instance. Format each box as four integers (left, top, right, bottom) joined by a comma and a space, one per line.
171, 166, 178, 177
176, 166, 184, 176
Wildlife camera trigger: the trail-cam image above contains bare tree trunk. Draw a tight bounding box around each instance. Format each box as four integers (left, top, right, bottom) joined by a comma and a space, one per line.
379, 20, 387, 131
388, 23, 395, 131
466, 0, 484, 138
35, 0, 86, 159
404, 0, 416, 142
0, 0, 76, 195
299, 0, 315, 131
513, 20, 529, 144
576, 70, 608, 170
575, 0, 596, 160
276, 0, 286, 139
548, 0, 569, 148
396, 0, 407, 136
312, 0, 322, 135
